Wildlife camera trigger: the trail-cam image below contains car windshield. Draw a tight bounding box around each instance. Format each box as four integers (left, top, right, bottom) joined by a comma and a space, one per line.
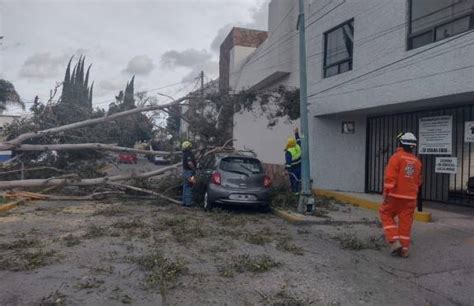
220, 157, 263, 174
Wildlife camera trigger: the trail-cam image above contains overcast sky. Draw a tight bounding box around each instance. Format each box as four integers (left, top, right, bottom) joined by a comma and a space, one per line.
0, 0, 269, 114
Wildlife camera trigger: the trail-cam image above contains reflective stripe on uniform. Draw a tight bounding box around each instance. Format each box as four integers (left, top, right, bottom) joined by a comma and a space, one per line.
388, 193, 417, 200
399, 236, 411, 240
384, 225, 398, 230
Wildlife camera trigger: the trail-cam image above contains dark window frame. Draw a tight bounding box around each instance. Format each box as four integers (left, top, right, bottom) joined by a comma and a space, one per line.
323, 19, 354, 78
407, 0, 474, 50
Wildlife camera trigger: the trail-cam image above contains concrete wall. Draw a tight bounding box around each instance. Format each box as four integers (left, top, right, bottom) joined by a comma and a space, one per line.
229, 0, 301, 165
233, 103, 297, 165
306, 0, 474, 116
310, 114, 367, 192
305, 0, 474, 192
234, 0, 300, 90
229, 46, 257, 91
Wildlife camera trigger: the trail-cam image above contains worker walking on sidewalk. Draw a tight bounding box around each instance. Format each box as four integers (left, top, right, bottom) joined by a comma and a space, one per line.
379, 132, 422, 258
285, 127, 302, 194
181, 140, 196, 207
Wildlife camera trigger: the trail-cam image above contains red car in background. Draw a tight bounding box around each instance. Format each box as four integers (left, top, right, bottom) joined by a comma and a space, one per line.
117, 153, 138, 164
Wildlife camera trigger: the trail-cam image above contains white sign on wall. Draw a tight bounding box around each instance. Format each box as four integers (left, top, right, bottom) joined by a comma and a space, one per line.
465, 121, 474, 142
435, 157, 457, 174
419, 116, 452, 155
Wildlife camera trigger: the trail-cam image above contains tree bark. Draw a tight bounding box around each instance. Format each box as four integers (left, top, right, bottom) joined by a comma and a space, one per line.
0, 96, 189, 150
0, 163, 181, 189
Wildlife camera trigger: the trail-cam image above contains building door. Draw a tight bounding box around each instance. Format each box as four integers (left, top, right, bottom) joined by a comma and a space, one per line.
366, 104, 474, 206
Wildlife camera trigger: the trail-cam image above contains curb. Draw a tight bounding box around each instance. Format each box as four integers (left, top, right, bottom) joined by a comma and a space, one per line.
314, 189, 432, 223
271, 208, 306, 223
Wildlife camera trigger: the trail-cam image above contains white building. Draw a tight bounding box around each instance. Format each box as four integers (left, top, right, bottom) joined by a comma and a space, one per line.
306, 0, 474, 205
222, 0, 474, 205
219, 1, 301, 165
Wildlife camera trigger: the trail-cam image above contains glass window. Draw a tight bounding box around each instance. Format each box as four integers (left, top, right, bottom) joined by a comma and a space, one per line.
409, 0, 474, 49
219, 157, 263, 174
324, 19, 354, 78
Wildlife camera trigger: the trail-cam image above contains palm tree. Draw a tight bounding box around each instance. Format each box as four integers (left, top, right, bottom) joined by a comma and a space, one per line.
0, 79, 24, 114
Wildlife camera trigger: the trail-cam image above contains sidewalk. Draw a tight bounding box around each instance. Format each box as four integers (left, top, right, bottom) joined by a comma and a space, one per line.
275, 193, 474, 305
315, 190, 435, 222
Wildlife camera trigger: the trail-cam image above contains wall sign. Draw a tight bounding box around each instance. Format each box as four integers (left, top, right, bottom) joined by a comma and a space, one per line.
435, 157, 457, 174
465, 121, 474, 142
418, 116, 452, 155
341, 121, 355, 134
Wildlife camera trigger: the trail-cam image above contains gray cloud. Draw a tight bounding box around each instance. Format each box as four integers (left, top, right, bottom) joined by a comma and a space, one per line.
210, 0, 269, 52
160, 48, 217, 83
123, 55, 155, 75
19, 52, 68, 79
161, 49, 212, 68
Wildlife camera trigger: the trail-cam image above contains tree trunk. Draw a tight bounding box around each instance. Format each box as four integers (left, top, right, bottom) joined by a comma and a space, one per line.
14, 143, 175, 156
0, 163, 181, 189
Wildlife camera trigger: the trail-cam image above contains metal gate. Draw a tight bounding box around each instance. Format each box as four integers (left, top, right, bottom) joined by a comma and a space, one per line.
366, 104, 474, 206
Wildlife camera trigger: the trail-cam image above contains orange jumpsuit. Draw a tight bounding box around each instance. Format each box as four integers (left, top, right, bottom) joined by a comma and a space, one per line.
379, 148, 422, 251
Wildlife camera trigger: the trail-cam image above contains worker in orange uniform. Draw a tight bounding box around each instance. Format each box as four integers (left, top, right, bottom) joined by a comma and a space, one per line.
379, 132, 422, 258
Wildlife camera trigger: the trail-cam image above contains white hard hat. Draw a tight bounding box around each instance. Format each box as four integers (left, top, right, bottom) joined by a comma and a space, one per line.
398, 132, 417, 147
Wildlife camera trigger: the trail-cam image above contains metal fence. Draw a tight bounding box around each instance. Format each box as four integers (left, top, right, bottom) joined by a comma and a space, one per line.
366, 104, 474, 206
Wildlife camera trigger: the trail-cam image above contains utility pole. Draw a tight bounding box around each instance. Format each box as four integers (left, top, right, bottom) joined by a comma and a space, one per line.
297, 0, 315, 214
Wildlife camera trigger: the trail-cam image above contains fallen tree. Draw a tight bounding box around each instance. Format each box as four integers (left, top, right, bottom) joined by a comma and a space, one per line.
0, 95, 189, 151
13, 143, 175, 156
0, 162, 180, 189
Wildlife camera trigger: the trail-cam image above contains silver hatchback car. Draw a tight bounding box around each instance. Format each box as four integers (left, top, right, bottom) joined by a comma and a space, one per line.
196, 152, 272, 211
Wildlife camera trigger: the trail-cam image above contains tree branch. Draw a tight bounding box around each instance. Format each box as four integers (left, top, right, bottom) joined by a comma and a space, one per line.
0, 95, 190, 150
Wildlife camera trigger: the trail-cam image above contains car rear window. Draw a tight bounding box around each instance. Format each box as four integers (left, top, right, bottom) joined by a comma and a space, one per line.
219, 157, 263, 174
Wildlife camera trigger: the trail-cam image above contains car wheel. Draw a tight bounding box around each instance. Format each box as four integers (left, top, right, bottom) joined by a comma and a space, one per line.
203, 192, 213, 212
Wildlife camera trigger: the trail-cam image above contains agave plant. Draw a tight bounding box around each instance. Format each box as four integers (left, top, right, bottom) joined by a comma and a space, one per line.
0, 79, 24, 113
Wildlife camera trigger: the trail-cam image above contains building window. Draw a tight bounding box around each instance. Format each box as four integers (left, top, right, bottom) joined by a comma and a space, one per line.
408, 0, 474, 50
324, 19, 354, 78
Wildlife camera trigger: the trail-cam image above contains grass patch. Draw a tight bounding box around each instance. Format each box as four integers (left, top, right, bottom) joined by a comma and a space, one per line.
334, 233, 384, 251
276, 238, 304, 255
112, 219, 146, 229
156, 217, 207, 243
83, 225, 107, 239
133, 251, 187, 295
264, 289, 314, 306
93, 206, 128, 217
62, 234, 81, 247
40, 290, 66, 306
0, 249, 58, 271
210, 209, 248, 227
0, 238, 40, 250
244, 228, 274, 245
219, 254, 280, 277
75, 277, 105, 290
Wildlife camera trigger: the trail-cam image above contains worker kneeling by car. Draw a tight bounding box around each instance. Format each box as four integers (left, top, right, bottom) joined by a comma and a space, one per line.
196, 152, 272, 211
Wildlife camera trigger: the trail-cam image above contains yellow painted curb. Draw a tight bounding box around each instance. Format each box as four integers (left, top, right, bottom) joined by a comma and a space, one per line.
314, 189, 432, 223
271, 208, 305, 223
